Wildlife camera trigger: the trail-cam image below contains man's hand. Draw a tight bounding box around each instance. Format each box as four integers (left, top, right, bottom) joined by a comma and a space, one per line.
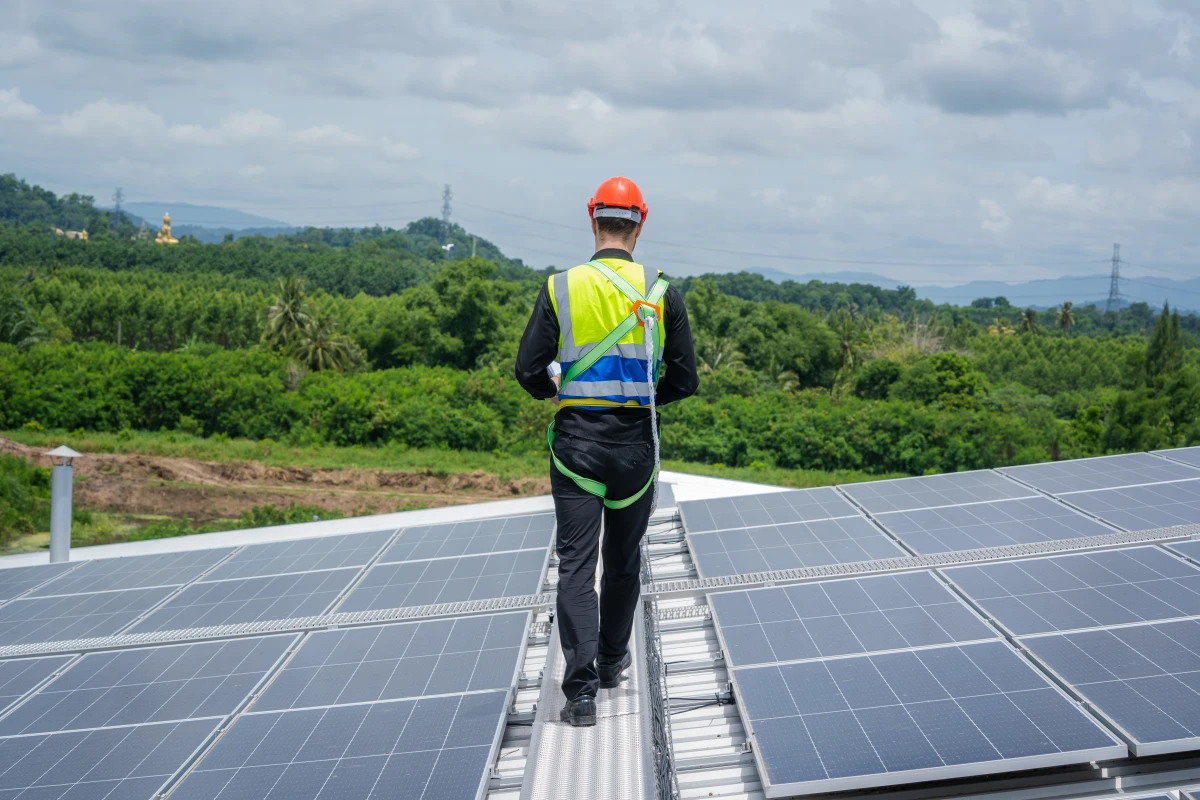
551, 374, 560, 405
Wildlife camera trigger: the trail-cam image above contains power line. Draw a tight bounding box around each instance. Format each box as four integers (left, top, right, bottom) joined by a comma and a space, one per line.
456, 199, 1111, 270
1106, 243, 1122, 313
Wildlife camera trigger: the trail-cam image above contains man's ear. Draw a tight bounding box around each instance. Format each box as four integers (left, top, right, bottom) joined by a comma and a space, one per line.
591, 218, 600, 238
633, 221, 644, 242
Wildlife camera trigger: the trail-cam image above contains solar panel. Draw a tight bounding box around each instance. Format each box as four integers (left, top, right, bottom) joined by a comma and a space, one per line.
687, 516, 907, 578
1063, 480, 1200, 531
679, 488, 859, 535
0, 635, 294, 736
0, 587, 176, 646
129, 569, 359, 633
943, 546, 1200, 636
255, 612, 527, 713
0, 655, 73, 713
839, 470, 1034, 514
200, 530, 395, 582
733, 640, 1125, 796
379, 515, 554, 564
1154, 446, 1200, 467
0, 562, 77, 602
656, 482, 676, 508
1169, 539, 1200, 565
999, 453, 1200, 495
0, 717, 219, 799
338, 550, 547, 613
170, 690, 511, 800
27, 549, 237, 597
709, 571, 996, 668
1021, 618, 1200, 756
873, 497, 1114, 554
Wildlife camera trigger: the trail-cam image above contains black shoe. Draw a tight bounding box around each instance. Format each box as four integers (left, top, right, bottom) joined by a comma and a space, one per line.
598, 651, 632, 689
560, 695, 597, 727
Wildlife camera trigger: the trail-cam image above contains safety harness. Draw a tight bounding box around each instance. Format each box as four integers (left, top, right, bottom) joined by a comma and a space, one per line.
548, 259, 669, 511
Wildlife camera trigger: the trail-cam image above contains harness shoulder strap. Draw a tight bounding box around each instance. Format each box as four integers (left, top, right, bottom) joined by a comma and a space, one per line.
584, 259, 644, 304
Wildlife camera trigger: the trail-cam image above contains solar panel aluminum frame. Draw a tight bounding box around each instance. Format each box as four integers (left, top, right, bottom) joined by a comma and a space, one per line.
1016, 622, 1200, 758
677, 489, 861, 536
0, 633, 301, 739
723, 639, 1129, 799
684, 514, 907, 581
245, 608, 535, 715
704, 570, 1004, 670
936, 545, 1200, 640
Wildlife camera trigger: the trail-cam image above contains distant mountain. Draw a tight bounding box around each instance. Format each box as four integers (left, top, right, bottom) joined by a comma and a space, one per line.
749, 267, 1199, 312
121, 202, 290, 230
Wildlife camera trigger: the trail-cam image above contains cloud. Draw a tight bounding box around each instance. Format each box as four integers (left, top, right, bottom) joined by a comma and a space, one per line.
0, 89, 40, 121
979, 198, 1011, 232
0, 34, 41, 67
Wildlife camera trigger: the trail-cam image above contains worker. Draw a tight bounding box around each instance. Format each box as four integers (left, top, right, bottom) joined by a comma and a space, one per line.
516, 177, 699, 727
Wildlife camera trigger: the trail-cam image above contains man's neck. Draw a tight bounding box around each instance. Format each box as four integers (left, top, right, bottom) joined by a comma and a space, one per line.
594, 237, 636, 255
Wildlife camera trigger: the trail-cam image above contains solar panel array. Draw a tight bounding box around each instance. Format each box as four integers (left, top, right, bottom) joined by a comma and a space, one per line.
684, 448, 1200, 795
168, 611, 528, 800
711, 572, 1126, 795
0, 512, 556, 799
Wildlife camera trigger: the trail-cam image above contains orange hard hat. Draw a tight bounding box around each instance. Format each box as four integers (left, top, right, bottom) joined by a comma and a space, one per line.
588, 176, 647, 224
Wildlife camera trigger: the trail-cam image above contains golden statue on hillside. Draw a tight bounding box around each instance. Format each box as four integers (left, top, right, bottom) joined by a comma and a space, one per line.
155, 212, 179, 245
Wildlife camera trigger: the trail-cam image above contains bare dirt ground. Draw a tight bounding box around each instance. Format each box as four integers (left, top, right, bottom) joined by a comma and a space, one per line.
2, 437, 550, 521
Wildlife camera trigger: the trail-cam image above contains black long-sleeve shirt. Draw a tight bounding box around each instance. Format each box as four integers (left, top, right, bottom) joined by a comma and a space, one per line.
516, 248, 699, 445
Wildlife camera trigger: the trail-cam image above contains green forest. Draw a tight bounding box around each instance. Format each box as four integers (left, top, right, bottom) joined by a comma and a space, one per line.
4, 173, 1200, 542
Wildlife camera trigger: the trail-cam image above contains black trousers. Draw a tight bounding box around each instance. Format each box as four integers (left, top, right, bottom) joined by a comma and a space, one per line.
551, 431, 655, 701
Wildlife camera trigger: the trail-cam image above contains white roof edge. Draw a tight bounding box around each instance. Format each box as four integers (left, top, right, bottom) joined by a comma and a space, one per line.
0, 470, 786, 569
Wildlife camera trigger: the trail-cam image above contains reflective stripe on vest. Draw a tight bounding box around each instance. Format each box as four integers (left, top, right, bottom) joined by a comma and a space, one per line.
549, 258, 667, 410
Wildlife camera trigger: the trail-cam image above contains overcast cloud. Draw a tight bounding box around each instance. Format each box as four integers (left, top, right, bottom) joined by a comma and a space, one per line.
1, 0, 1197, 289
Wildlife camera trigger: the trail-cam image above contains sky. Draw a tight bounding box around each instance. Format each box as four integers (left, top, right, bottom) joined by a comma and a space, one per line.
1, 0, 1198, 291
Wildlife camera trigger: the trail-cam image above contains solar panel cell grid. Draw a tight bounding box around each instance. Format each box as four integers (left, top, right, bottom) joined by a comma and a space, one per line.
0, 655, 73, 713
734, 640, 1124, 795
710, 572, 997, 668
839, 470, 1034, 514
380, 515, 554, 564
27, 549, 237, 597
0, 563, 76, 602
339, 550, 547, 613
200, 531, 394, 583
1153, 447, 1200, 467
1170, 539, 1200, 565
943, 546, 1200, 636
679, 488, 859, 535
170, 691, 509, 800
1065, 480, 1200, 532
0, 586, 176, 646
129, 569, 358, 633
999, 453, 1200, 495
254, 612, 528, 712
873, 497, 1114, 555
688, 516, 907, 578
1021, 619, 1200, 755
0, 635, 294, 737
0, 718, 218, 800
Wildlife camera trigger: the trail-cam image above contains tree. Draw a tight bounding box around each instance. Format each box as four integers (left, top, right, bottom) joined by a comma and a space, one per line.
262, 276, 314, 350
853, 359, 902, 400
988, 318, 1016, 336
287, 309, 364, 373
696, 335, 745, 374
0, 293, 45, 350
1145, 302, 1183, 384
1020, 309, 1040, 334
1056, 301, 1075, 336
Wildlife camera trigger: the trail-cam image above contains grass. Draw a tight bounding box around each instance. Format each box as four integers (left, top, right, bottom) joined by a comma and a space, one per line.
661, 460, 905, 488
4, 429, 547, 482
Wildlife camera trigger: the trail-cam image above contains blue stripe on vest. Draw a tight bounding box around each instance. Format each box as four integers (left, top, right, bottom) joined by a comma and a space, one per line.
560, 354, 657, 384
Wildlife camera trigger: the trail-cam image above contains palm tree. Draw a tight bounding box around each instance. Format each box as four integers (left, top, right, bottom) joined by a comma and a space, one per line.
696, 335, 745, 374
763, 355, 799, 392
262, 276, 313, 350
0, 294, 45, 350
1020, 309, 1040, 334
1056, 301, 1075, 336
287, 310, 364, 373
827, 308, 863, 373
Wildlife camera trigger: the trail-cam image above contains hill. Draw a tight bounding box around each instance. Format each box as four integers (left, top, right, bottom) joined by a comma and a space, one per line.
120, 201, 291, 229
